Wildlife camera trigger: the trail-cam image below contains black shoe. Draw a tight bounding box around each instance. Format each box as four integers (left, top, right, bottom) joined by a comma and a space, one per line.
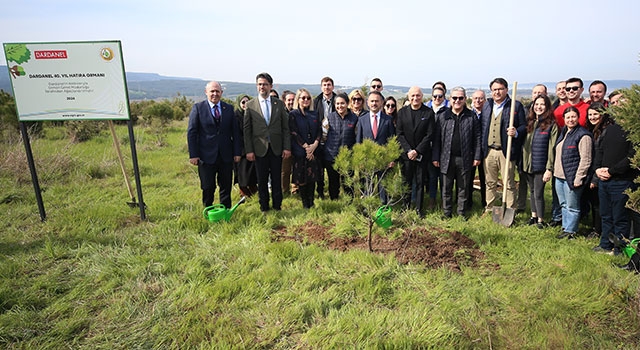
557, 231, 575, 239
536, 222, 546, 229
527, 217, 537, 225
549, 220, 562, 227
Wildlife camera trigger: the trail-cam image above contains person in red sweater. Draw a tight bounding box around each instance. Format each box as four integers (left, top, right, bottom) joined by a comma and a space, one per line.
553, 77, 589, 128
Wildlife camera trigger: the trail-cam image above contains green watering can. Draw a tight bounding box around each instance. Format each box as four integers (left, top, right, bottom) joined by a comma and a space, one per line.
374, 205, 392, 229
609, 233, 640, 258
203, 196, 246, 223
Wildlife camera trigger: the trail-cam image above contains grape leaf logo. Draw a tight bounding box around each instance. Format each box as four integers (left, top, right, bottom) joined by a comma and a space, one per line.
5, 44, 31, 78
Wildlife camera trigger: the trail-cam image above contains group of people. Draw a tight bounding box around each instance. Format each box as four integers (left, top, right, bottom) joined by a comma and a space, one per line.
187, 73, 636, 256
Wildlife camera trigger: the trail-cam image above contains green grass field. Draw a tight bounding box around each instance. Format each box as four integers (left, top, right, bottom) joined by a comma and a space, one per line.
1, 120, 639, 349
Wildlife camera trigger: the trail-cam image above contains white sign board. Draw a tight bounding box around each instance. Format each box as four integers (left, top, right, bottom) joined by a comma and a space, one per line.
3, 41, 129, 121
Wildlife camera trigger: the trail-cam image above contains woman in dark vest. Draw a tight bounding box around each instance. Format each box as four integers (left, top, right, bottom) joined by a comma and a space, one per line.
554, 106, 593, 239
289, 88, 322, 209
589, 102, 636, 254
324, 93, 358, 200
522, 95, 558, 228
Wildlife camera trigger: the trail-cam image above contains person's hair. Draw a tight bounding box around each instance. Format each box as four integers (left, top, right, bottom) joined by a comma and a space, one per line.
563, 106, 581, 121
293, 88, 314, 111
348, 89, 366, 111
335, 92, 349, 107
533, 84, 548, 94
432, 81, 447, 92
589, 80, 607, 93
432, 87, 445, 96
371, 77, 382, 85
450, 86, 466, 96
269, 89, 279, 99
367, 91, 384, 101
321, 76, 334, 86
565, 77, 583, 88
609, 90, 622, 100
281, 90, 294, 101
489, 78, 508, 90
384, 96, 398, 119
526, 95, 554, 133
256, 72, 273, 85
587, 102, 613, 140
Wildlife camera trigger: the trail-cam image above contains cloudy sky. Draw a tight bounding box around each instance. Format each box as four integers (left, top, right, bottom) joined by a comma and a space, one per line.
2, 0, 639, 89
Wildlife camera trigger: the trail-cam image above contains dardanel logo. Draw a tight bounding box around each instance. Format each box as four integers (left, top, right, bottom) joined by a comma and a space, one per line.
34, 50, 68, 59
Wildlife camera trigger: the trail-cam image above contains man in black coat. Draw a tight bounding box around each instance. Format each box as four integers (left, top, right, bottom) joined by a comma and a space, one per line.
432, 87, 482, 218
187, 81, 241, 208
396, 86, 435, 217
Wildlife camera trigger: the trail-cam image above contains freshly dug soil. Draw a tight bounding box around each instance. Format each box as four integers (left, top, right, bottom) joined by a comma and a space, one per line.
272, 222, 488, 271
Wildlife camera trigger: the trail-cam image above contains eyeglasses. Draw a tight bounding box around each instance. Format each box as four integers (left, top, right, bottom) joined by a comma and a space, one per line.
565, 86, 580, 92
491, 88, 506, 92
433, 94, 444, 99
352, 97, 363, 102
371, 85, 382, 89
240, 100, 247, 104
451, 96, 465, 101
300, 96, 311, 100
385, 104, 396, 108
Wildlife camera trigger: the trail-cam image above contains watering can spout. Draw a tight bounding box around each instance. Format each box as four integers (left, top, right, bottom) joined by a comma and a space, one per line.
225, 196, 246, 221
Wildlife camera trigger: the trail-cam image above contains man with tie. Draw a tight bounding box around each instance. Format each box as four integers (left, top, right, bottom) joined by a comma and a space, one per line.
356, 91, 395, 203
396, 86, 435, 217
187, 81, 241, 208
244, 72, 291, 212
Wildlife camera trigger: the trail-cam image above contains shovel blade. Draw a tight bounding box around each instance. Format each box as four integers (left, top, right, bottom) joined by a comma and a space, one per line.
501, 208, 516, 227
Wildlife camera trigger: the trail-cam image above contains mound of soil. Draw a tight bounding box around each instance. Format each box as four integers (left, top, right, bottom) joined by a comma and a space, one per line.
272, 222, 487, 271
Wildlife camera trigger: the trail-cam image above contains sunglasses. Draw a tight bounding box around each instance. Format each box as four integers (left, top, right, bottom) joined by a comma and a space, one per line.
240, 100, 247, 104
371, 84, 382, 89
433, 94, 444, 99
565, 86, 580, 92
451, 96, 465, 101
352, 97, 363, 102
385, 104, 396, 108
300, 96, 311, 100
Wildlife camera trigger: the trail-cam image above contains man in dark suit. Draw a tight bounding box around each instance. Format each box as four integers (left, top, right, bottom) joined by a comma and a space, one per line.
356, 91, 395, 145
244, 72, 291, 212
396, 86, 435, 217
187, 81, 241, 208
356, 91, 395, 203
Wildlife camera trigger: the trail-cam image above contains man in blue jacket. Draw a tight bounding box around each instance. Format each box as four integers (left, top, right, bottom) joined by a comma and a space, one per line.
480, 78, 526, 213
187, 81, 241, 208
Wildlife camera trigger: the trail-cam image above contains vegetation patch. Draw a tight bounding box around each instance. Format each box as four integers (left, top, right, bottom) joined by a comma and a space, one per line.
273, 221, 487, 270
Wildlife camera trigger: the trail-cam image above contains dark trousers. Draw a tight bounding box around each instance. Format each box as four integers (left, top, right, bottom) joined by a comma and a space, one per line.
198, 158, 233, 208
466, 161, 486, 210
255, 147, 283, 211
326, 161, 353, 200
442, 156, 471, 216
402, 159, 425, 214
316, 145, 326, 198
517, 168, 528, 211
599, 179, 632, 250
525, 172, 545, 219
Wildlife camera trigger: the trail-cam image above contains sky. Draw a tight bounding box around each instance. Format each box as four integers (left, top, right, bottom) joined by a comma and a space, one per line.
2, 0, 640, 90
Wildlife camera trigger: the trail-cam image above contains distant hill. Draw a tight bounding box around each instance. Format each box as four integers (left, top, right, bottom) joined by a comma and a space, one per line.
2, 66, 639, 100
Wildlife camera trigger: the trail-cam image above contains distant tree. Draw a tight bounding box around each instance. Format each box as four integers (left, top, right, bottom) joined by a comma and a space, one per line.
142, 101, 174, 146
334, 137, 405, 252
170, 93, 193, 121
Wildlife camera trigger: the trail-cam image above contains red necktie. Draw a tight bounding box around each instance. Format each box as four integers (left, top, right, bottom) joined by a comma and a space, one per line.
372, 114, 378, 139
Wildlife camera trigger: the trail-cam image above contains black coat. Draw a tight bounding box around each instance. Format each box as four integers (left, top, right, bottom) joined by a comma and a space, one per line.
432, 107, 481, 174
396, 104, 435, 161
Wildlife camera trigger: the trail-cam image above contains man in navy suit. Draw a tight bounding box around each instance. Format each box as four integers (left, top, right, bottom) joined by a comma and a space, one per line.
187, 81, 241, 208
356, 91, 395, 145
356, 91, 395, 203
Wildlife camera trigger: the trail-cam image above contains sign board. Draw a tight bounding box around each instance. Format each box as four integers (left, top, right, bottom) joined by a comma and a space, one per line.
3, 41, 129, 121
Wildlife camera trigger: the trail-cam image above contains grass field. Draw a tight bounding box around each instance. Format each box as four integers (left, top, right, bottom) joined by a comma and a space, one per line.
1, 120, 639, 349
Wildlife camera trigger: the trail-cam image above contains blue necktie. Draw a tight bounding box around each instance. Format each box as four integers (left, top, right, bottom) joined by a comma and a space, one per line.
264, 99, 270, 125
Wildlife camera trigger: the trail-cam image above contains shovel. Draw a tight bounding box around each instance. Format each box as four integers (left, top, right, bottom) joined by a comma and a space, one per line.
492, 82, 518, 227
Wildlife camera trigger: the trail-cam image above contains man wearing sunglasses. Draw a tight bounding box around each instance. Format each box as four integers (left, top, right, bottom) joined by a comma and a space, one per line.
553, 77, 589, 127
370, 78, 384, 94
433, 87, 482, 220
